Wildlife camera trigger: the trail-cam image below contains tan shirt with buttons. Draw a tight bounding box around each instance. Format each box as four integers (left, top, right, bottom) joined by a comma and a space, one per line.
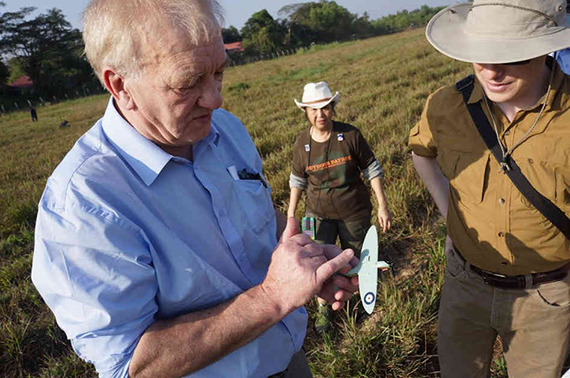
409, 62, 570, 275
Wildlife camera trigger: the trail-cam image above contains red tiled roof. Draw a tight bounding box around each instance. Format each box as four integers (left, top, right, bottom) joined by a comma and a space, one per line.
224, 41, 244, 52
9, 75, 33, 88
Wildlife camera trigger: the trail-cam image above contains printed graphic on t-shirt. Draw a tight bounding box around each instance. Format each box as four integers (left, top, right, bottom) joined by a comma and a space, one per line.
306, 155, 352, 173
307, 149, 351, 190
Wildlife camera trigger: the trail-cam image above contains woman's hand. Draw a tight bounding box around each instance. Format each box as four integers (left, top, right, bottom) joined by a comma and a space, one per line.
377, 204, 391, 233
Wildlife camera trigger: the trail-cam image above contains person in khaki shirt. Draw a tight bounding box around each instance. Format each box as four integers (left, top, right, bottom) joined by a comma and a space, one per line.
409, 0, 570, 376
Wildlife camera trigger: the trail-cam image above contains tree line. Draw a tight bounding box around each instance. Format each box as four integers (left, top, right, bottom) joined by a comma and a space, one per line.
223, 2, 446, 64
0, 2, 102, 110
0, 1, 446, 111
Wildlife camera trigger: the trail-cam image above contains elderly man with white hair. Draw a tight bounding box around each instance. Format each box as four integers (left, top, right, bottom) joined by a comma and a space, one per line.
409, 0, 570, 377
30, 1, 359, 377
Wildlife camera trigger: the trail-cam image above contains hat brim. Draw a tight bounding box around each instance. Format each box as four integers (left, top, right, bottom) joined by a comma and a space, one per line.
426, 3, 570, 64
294, 92, 339, 110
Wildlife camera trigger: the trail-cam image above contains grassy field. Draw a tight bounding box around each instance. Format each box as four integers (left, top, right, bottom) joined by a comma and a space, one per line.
0, 28, 513, 377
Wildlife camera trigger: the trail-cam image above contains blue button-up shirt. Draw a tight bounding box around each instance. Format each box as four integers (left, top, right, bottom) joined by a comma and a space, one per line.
556, 48, 570, 75
32, 98, 308, 378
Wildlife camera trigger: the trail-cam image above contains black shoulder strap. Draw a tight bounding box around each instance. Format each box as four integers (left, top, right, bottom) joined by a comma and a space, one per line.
456, 75, 570, 240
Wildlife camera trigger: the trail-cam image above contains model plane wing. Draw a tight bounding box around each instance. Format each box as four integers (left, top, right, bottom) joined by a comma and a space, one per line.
346, 225, 389, 314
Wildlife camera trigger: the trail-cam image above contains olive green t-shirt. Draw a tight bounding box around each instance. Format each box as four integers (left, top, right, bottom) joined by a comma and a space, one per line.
292, 121, 375, 222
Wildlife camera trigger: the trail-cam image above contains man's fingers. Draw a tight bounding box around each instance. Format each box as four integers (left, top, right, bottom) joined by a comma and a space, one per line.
333, 274, 359, 292
280, 217, 301, 242
334, 289, 354, 302
320, 244, 345, 260
315, 249, 354, 285
319, 245, 357, 275
302, 243, 328, 257
331, 301, 345, 311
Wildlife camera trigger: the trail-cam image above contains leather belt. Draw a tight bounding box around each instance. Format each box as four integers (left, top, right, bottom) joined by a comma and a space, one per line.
452, 246, 570, 289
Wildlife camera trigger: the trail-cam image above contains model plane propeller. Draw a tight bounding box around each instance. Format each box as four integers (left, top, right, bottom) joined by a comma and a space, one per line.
345, 225, 390, 314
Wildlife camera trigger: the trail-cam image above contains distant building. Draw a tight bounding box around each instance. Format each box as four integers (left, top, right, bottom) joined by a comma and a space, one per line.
224, 41, 244, 53
8, 75, 34, 96
9, 75, 33, 90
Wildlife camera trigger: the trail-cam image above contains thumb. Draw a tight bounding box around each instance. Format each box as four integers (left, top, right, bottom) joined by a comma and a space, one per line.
280, 217, 301, 242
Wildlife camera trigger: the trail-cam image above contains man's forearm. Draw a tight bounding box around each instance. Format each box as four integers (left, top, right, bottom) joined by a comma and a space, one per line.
129, 284, 287, 378
129, 219, 357, 378
412, 152, 450, 219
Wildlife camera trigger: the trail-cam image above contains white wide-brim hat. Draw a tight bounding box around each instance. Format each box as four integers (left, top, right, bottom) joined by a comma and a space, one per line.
426, 0, 570, 64
294, 81, 339, 110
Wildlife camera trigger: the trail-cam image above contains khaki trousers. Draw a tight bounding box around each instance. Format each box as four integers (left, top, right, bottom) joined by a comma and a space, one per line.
438, 249, 570, 378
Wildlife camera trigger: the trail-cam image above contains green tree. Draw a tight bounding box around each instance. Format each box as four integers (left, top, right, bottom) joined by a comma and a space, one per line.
0, 59, 8, 96
372, 5, 445, 35
284, 1, 356, 44
222, 26, 241, 43
241, 9, 287, 54
0, 6, 96, 98
7, 57, 24, 84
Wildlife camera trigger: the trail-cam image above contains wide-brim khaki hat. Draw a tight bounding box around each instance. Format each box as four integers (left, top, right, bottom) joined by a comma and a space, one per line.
426, 0, 570, 64
294, 82, 339, 110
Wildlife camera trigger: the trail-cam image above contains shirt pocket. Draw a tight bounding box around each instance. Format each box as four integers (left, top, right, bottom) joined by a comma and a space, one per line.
518, 159, 559, 209
440, 148, 490, 204
535, 274, 570, 309
233, 179, 274, 233
554, 165, 570, 212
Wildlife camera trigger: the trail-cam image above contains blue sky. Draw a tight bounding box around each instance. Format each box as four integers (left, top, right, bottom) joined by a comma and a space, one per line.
2, 0, 455, 31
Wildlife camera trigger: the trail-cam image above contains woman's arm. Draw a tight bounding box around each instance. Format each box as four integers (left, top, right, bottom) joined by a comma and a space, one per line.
288, 187, 303, 218
370, 176, 391, 232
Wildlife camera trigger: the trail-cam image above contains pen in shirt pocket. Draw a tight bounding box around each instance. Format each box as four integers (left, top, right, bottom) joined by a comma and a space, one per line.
236, 167, 268, 188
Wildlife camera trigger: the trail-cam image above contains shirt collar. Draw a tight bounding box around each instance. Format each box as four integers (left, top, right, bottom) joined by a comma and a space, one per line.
101, 98, 221, 186
101, 97, 171, 186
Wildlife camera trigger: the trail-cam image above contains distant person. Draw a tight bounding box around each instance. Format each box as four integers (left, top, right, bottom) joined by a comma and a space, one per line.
28, 101, 38, 122
409, 0, 570, 376
30, 106, 38, 121
31, 0, 359, 377
288, 81, 391, 334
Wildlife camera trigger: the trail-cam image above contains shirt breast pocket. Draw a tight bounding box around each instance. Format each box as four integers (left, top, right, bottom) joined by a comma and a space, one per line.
554, 165, 569, 212
440, 148, 489, 204
233, 179, 274, 233
519, 159, 563, 210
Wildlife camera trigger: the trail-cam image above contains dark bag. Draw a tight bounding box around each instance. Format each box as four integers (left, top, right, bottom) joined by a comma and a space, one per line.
456, 74, 570, 240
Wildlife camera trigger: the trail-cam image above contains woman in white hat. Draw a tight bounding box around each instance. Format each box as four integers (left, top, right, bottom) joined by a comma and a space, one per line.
287, 81, 391, 333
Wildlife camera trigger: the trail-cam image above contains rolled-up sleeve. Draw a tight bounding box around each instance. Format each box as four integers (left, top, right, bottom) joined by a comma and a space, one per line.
289, 173, 308, 190
362, 159, 382, 181
32, 200, 158, 378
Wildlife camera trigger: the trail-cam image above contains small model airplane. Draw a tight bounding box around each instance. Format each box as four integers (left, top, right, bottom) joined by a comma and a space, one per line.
345, 225, 390, 314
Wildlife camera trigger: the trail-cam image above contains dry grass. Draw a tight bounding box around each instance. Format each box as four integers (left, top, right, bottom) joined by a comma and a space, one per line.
0, 28, 512, 377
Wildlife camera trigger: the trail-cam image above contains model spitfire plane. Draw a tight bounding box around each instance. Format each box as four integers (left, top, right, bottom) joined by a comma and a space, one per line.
345, 225, 390, 314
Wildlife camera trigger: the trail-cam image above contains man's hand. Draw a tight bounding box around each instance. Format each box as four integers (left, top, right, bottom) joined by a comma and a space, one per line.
444, 235, 454, 258
316, 247, 359, 310
261, 217, 357, 315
